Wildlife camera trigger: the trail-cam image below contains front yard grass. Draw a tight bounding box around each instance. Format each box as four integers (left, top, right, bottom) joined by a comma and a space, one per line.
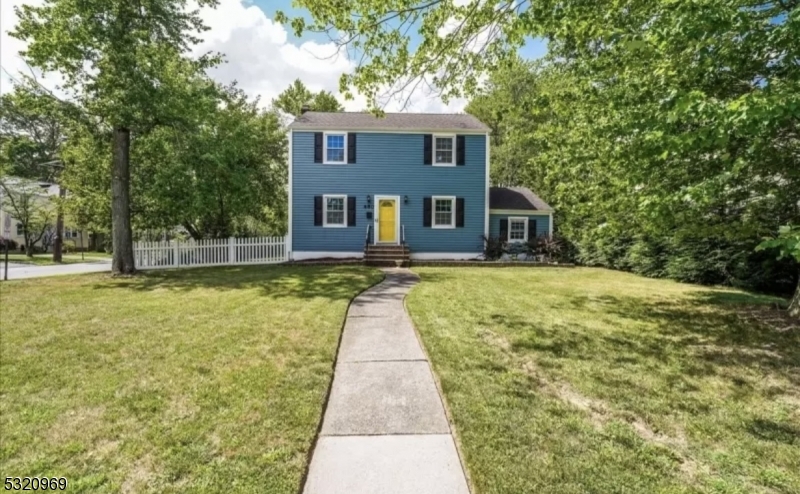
407, 267, 799, 494
0, 265, 382, 493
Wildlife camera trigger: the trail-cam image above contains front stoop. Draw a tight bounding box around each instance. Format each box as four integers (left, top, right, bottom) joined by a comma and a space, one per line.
302, 269, 470, 494
364, 244, 411, 267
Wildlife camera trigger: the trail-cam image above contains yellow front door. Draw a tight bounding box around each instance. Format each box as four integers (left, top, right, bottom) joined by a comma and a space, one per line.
378, 199, 396, 242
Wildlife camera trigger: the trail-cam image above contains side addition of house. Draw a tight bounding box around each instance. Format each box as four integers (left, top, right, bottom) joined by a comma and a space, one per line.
287, 111, 553, 261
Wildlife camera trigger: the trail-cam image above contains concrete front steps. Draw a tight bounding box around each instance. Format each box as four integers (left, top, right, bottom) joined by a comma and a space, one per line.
364, 244, 411, 267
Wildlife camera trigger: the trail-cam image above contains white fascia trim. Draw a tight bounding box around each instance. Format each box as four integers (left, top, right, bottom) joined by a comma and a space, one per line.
288, 129, 293, 260
322, 131, 348, 165
322, 194, 348, 227
489, 209, 554, 215
431, 134, 456, 166
292, 251, 364, 261
484, 133, 490, 240
410, 252, 483, 260
508, 216, 528, 243
291, 128, 489, 135
431, 195, 457, 229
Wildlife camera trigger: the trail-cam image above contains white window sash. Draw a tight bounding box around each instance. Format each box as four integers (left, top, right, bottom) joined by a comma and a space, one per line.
508, 216, 528, 242
323, 132, 347, 165
432, 135, 456, 166
431, 195, 456, 229
323, 194, 348, 227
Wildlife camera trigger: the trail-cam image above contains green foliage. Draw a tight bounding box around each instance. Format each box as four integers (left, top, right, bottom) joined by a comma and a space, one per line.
757, 226, 800, 263
61, 85, 288, 238
272, 79, 343, 117
11, 0, 222, 131
0, 78, 68, 181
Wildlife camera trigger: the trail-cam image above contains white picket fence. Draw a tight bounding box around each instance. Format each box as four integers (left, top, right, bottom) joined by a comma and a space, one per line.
133, 236, 287, 270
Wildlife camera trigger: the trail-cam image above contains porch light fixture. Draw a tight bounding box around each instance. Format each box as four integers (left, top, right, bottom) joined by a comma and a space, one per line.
404, 195, 409, 204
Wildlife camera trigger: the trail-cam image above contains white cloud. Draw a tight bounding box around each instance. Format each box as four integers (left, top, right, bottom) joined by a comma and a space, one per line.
1, 0, 465, 113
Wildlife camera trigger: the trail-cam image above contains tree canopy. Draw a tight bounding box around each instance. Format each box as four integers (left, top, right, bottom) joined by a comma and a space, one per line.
272, 79, 344, 117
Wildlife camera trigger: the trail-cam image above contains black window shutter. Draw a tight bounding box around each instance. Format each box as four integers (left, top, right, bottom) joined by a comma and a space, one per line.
314, 196, 323, 226
456, 136, 465, 166
456, 198, 465, 227
423, 197, 432, 227
314, 133, 323, 163
499, 218, 508, 241
347, 197, 356, 227
528, 219, 537, 240
423, 135, 432, 165
347, 133, 356, 164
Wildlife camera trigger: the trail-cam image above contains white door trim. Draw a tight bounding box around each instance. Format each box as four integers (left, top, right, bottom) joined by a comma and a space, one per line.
374, 195, 401, 245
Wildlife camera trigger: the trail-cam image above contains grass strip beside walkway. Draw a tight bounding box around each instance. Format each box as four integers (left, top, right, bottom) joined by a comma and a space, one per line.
0, 265, 382, 493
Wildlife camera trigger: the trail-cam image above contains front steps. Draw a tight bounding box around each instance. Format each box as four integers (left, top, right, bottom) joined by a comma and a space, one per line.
365, 244, 411, 267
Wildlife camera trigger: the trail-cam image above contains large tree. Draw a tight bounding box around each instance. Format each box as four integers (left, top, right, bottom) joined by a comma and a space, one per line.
11, 0, 221, 274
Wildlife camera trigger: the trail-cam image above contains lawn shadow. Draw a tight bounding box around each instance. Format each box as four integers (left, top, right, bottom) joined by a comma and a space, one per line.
89, 264, 381, 302
479, 287, 799, 389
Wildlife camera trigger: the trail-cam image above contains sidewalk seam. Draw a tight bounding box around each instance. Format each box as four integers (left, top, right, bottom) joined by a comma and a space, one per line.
296, 271, 387, 494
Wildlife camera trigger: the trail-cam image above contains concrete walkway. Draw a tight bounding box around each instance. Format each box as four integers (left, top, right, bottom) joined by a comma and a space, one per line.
0, 260, 111, 280
303, 269, 470, 494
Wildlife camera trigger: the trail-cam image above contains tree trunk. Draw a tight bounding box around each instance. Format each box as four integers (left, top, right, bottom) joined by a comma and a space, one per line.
52, 186, 66, 262
789, 271, 800, 319
111, 127, 136, 275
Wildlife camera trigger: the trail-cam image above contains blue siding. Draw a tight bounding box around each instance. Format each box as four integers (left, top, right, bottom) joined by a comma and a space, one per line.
292, 132, 487, 253
489, 213, 550, 238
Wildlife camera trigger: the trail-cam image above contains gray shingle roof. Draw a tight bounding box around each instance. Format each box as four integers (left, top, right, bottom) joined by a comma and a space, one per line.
289, 111, 489, 132
490, 187, 553, 211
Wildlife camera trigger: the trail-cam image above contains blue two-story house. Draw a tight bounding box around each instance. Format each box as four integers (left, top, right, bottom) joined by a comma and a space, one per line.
288, 111, 553, 261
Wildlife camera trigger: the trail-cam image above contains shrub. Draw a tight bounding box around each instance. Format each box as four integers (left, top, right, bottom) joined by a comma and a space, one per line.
506, 241, 528, 260
0, 237, 19, 250
482, 235, 506, 261
625, 236, 668, 278
527, 234, 568, 262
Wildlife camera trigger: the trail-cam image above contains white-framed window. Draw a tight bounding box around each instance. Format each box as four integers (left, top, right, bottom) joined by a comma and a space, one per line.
323, 194, 347, 227
508, 217, 528, 242
433, 135, 456, 166
432, 196, 456, 229
324, 132, 347, 164
16, 223, 23, 235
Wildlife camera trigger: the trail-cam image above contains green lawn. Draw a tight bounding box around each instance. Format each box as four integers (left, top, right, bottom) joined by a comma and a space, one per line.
3, 252, 111, 265
407, 267, 799, 494
0, 265, 382, 493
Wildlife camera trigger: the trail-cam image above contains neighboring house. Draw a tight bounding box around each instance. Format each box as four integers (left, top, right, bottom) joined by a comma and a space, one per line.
0, 177, 89, 252
287, 111, 554, 261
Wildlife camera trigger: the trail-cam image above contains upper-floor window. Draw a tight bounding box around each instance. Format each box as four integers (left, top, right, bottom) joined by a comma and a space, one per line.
324, 194, 347, 227
16, 223, 23, 235
433, 135, 455, 166
324, 133, 346, 164
508, 217, 528, 242
432, 196, 456, 228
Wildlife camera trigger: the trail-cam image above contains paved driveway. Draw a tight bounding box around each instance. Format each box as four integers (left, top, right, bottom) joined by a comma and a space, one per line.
0, 260, 111, 280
